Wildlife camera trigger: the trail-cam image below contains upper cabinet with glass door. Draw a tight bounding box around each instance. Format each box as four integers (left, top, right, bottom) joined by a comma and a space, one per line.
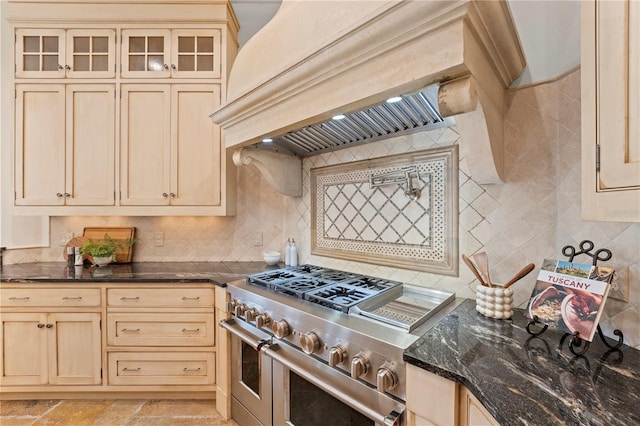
15, 29, 116, 78
121, 29, 221, 78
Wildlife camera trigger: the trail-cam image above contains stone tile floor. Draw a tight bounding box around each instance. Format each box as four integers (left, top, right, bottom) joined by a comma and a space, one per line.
0, 399, 239, 426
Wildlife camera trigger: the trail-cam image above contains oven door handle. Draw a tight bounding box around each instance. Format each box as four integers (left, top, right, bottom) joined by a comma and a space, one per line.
220, 318, 274, 351
262, 344, 404, 426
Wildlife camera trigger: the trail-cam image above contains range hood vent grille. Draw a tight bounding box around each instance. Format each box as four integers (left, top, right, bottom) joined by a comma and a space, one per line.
259, 85, 448, 157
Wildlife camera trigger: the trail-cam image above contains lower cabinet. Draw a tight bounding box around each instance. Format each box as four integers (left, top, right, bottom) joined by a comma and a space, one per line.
406, 364, 498, 426
0, 312, 102, 386
105, 285, 216, 390
0, 283, 217, 397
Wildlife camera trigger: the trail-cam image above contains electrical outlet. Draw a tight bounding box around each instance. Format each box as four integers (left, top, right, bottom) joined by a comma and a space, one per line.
608, 265, 630, 302
154, 232, 164, 247
253, 232, 263, 246
59, 232, 73, 246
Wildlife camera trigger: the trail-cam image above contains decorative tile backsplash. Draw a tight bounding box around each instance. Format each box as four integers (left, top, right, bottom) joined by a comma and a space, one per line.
311, 147, 458, 274
4, 69, 640, 348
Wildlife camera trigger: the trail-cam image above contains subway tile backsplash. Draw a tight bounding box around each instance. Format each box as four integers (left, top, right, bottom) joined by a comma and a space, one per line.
4, 69, 639, 348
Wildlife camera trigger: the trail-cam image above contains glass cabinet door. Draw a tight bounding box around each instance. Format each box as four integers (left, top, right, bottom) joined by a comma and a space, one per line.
65, 29, 115, 78
15, 29, 66, 78
170, 30, 221, 78
121, 29, 171, 78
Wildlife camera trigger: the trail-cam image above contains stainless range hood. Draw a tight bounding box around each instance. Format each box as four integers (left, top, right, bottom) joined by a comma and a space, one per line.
211, 0, 526, 197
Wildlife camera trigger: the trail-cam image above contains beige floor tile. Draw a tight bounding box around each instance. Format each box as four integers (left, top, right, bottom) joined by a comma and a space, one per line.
0, 400, 59, 417
92, 400, 146, 426
0, 418, 38, 426
127, 418, 218, 426
135, 399, 217, 417
32, 400, 112, 426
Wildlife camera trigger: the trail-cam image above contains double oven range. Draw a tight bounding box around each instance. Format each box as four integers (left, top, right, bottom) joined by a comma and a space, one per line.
220, 265, 456, 426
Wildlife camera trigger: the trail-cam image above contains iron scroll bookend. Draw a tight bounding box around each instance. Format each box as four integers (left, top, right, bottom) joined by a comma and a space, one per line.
525, 240, 625, 356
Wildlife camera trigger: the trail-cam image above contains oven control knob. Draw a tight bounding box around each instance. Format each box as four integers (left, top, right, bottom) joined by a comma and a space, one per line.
226, 299, 239, 313
271, 319, 291, 339
244, 308, 259, 322
300, 332, 321, 354
376, 366, 398, 393
255, 313, 271, 328
234, 303, 248, 317
350, 354, 370, 378
328, 345, 346, 367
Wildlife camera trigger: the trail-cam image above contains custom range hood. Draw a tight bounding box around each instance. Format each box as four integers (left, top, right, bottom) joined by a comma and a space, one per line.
211, 0, 525, 196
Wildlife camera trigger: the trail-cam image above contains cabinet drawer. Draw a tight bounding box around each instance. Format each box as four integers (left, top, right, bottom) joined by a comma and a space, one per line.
108, 352, 215, 385
1, 288, 101, 308
107, 288, 214, 307
107, 313, 214, 346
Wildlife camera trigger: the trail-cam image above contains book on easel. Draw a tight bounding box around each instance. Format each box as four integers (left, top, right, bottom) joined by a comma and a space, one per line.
526, 259, 614, 342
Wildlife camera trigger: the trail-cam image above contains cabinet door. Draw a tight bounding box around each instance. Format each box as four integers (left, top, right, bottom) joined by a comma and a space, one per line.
65, 85, 116, 206
582, 0, 640, 221
15, 84, 66, 206
65, 29, 116, 78
48, 313, 102, 385
0, 313, 49, 385
120, 84, 171, 205
15, 29, 66, 78
459, 387, 498, 426
121, 30, 171, 78
171, 84, 222, 206
171, 30, 221, 78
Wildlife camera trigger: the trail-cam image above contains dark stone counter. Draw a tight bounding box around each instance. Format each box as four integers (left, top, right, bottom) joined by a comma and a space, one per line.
404, 299, 640, 426
0, 261, 276, 286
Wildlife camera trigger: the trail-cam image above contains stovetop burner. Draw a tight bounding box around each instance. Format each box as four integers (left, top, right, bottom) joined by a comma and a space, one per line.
245, 265, 400, 312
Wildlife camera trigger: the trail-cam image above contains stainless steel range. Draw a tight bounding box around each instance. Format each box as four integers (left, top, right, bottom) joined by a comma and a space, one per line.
220, 265, 456, 426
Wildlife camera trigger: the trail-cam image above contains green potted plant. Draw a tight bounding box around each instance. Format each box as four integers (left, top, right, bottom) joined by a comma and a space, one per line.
80, 234, 134, 267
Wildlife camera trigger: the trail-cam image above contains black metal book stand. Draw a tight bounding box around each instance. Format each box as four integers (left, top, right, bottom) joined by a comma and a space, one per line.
526, 240, 625, 356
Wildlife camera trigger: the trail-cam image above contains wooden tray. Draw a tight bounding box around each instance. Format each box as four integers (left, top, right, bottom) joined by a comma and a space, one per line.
83, 227, 136, 263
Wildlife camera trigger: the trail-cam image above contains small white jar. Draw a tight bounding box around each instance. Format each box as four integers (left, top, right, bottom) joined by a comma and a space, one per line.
475, 284, 514, 319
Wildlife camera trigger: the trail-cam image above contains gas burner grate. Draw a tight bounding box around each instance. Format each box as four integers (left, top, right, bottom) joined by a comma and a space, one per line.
247, 270, 307, 287
304, 283, 381, 313
342, 276, 402, 292
285, 265, 328, 275
314, 269, 361, 283
271, 277, 336, 298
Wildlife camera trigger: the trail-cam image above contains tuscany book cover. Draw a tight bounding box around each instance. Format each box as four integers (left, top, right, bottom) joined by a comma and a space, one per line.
526, 259, 614, 341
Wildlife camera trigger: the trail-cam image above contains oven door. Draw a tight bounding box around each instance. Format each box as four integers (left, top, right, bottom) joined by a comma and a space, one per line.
222, 318, 404, 426
226, 319, 273, 426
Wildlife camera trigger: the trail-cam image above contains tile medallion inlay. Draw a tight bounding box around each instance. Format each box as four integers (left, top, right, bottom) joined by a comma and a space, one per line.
311, 147, 458, 274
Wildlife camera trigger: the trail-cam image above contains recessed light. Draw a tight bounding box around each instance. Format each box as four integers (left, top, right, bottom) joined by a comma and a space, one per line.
262, 138, 273, 143
332, 114, 346, 120
386, 96, 403, 103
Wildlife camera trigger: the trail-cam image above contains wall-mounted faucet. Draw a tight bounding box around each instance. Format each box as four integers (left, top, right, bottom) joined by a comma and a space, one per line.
370, 166, 421, 201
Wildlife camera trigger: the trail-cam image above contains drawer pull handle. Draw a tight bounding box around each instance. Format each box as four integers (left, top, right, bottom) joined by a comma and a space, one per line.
122, 367, 141, 372
121, 328, 141, 333
182, 296, 200, 301
183, 367, 201, 372
120, 296, 140, 301
62, 296, 83, 300
181, 328, 200, 333
8, 296, 30, 301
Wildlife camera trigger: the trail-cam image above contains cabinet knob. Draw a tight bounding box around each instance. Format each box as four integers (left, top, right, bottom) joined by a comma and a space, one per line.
56, 192, 64, 198
57, 64, 63, 70
162, 193, 169, 198
171, 64, 177, 70
37, 323, 45, 328
64, 193, 71, 198
64, 65, 71, 70
163, 64, 169, 70
45, 323, 53, 329
169, 192, 176, 198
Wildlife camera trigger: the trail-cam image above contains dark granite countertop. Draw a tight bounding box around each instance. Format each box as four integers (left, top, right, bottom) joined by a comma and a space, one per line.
0, 261, 277, 286
404, 299, 639, 426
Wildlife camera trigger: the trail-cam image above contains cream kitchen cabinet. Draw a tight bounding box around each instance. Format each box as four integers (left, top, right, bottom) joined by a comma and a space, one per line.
15, 28, 116, 78
406, 364, 498, 426
121, 29, 221, 79
106, 286, 216, 388
0, 288, 102, 387
120, 84, 222, 206
15, 84, 116, 206
582, 0, 640, 222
